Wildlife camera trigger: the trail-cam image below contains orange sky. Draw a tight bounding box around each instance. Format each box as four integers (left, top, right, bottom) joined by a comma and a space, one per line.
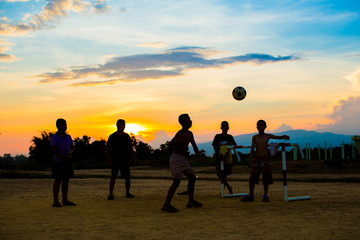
1, 0, 360, 156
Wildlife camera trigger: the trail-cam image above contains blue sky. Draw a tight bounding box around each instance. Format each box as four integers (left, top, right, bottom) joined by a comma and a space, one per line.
1, 0, 360, 155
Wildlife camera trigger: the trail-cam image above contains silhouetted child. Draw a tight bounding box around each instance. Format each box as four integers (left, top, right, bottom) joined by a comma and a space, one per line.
242, 120, 289, 202
106, 119, 136, 200
212, 121, 237, 194
50, 118, 76, 207
162, 114, 203, 212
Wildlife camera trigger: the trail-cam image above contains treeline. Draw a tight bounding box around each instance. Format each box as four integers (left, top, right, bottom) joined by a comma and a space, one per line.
0, 131, 213, 170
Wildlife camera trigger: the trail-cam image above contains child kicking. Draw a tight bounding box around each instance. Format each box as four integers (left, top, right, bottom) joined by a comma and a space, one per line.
242, 120, 289, 202
162, 114, 203, 213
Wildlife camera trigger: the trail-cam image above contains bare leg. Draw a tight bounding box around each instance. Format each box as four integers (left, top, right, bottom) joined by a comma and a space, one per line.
186, 174, 202, 207
61, 179, 69, 202
125, 178, 134, 198
125, 178, 130, 194
187, 174, 196, 203
163, 179, 180, 207
263, 184, 269, 196
109, 177, 116, 196
249, 183, 255, 196
223, 178, 233, 194
53, 179, 61, 204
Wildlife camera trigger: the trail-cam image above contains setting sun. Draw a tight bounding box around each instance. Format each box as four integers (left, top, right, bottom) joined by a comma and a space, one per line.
125, 123, 146, 136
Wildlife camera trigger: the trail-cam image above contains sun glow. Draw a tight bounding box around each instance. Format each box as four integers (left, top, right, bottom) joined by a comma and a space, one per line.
125, 123, 146, 135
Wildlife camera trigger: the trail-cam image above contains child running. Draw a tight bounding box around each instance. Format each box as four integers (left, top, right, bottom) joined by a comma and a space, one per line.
242, 120, 289, 202
161, 113, 203, 213
212, 121, 237, 194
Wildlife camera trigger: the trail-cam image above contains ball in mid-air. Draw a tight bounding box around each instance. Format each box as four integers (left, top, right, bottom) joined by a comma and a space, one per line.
232, 86, 246, 100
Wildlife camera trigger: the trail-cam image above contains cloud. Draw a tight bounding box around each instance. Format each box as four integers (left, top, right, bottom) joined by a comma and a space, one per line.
0, 0, 109, 36
137, 42, 168, 49
0, 52, 16, 62
33, 46, 300, 86
0, 39, 17, 62
345, 53, 360, 58
148, 130, 171, 149
317, 96, 360, 134
346, 68, 360, 89
272, 123, 293, 133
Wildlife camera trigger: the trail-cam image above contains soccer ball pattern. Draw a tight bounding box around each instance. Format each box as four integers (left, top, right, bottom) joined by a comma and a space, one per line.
232, 86, 246, 100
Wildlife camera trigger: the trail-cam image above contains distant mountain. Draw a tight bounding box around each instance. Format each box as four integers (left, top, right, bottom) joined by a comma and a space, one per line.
197, 130, 356, 156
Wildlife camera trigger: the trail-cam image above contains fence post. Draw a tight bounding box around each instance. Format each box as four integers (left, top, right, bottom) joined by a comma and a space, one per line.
318, 144, 321, 160
324, 142, 327, 161
329, 144, 332, 160
341, 141, 345, 160
352, 143, 355, 159
293, 145, 297, 161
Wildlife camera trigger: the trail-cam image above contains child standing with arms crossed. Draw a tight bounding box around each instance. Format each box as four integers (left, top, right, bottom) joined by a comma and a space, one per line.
162, 114, 203, 213
242, 120, 289, 202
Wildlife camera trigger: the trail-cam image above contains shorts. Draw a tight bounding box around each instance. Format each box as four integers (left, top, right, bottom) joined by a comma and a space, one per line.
249, 155, 273, 185
169, 153, 194, 179
111, 164, 131, 179
52, 161, 74, 181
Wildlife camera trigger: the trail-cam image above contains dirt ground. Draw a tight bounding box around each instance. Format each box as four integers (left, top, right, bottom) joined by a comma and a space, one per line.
1, 165, 360, 240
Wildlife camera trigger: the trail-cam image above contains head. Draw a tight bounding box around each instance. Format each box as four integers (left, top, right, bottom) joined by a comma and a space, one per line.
178, 113, 192, 129
116, 119, 126, 131
256, 119, 267, 132
56, 118, 67, 132
221, 121, 229, 133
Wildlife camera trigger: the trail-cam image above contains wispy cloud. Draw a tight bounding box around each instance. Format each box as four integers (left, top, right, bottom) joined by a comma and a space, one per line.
0, 39, 17, 62
0, 0, 109, 36
345, 53, 360, 58
34, 46, 300, 86
137, 42, 168, 49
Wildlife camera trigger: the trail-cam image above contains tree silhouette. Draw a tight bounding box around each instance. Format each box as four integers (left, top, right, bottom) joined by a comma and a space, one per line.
28, 130, 54, 168
24, 130, 208, 169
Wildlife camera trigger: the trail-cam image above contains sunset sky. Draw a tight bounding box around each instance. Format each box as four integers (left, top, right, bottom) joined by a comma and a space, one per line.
1, 0, 360, 156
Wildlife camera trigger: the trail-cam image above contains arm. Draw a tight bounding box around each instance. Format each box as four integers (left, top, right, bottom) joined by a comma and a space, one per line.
51, 146, 71, 161
212, 135, 220, 154
106, 136, 112, 167
269, 134, 290, 141
248, 136, 256, 166
168, 131, 184, 146
190, 132, 203, 161
130, 143, 136, 166
228, 135, 236, 146
105, 147, 112, 167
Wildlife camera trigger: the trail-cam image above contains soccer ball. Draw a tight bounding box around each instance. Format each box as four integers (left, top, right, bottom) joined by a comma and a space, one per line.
232, 86, 246, 100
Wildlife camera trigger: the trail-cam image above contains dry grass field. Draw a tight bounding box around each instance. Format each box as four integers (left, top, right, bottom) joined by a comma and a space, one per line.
1, 162, 360, 240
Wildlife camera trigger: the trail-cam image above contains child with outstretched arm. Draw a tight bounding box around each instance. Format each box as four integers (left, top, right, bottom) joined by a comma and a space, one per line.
242, 120, 289, 202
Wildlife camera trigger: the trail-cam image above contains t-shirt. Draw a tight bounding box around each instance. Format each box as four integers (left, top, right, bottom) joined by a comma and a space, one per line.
107, 132, 133, 164
50, 132, 73, 162
212, 134, 236, 155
